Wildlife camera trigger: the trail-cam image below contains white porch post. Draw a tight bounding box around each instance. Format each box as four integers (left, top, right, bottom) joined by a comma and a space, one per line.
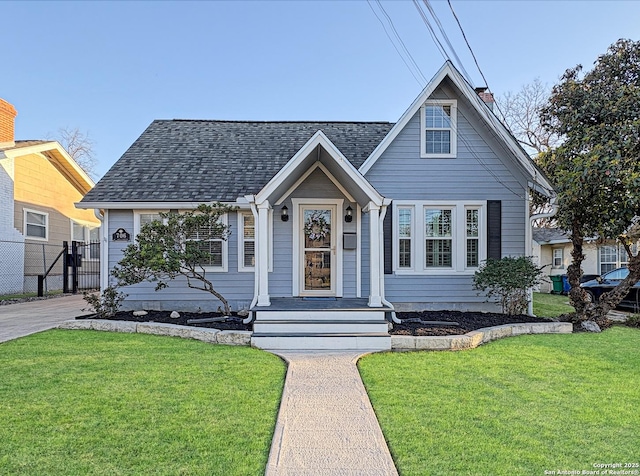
367, 202, 383, 307
257, 200, 271, 306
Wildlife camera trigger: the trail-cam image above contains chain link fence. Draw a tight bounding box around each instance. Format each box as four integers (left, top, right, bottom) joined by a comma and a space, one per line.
0, 239, 100, 297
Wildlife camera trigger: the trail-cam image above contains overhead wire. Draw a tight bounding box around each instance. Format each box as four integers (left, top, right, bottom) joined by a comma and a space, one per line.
366, 0, 426, 86
422, 0, 472, 81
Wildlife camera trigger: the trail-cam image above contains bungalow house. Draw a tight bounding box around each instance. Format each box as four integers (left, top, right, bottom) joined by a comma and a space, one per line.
78, 62, 554, 350
0, 99, 100, 295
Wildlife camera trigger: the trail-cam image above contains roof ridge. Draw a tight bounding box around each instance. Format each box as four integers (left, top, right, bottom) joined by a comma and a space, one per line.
156, 119, 393, 124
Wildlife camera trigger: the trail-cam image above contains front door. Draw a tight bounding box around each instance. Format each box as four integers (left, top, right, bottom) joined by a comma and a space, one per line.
300, 205, 336, 296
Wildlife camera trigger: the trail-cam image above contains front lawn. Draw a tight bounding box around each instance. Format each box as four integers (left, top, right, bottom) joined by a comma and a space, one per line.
359, 327, 640, 475
533, 291, 574, 317
0, 330, 286, 475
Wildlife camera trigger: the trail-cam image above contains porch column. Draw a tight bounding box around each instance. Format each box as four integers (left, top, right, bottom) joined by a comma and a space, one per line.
257, 200, 271, 306
367, 202, 383, 307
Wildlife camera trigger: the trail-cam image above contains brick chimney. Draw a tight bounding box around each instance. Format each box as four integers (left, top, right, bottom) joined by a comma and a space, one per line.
474, 87, 495, 111
0, 98, 18, 147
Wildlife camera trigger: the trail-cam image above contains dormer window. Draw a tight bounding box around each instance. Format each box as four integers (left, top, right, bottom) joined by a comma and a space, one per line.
420, 100, 457, 158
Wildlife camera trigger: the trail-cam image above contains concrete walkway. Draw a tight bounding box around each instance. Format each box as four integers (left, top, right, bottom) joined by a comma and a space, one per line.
266, 351, 398, 476
0, 294, 87, 343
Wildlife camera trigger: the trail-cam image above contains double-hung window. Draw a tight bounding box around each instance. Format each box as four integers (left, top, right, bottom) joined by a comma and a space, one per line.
552, 248, 564, 268
24, 209, 48, 240
238, 212, 256, 271
421, 100, 457, 158
599, 244, 632, 274
394, 201, 485, 274
425, 208, 453, 268
186, 214, 227, 272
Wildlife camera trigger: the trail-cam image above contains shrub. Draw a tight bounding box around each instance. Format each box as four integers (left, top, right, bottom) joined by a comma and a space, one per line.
473, 256, 544, 315
83, 286, 127, 318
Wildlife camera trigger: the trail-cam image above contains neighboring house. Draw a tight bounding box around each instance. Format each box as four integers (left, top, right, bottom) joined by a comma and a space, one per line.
78, 62, 554, 350
532, 227, 632, 293
0, 98, 100, 295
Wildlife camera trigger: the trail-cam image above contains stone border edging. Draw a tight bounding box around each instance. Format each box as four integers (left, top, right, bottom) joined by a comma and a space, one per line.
58, 319, 252, 346
391, 321, 573, 351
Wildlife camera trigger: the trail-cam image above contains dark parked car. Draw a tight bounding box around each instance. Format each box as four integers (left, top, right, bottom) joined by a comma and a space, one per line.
580, 267, 640, 310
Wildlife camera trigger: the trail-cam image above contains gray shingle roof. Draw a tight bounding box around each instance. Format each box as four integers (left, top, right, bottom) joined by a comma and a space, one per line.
82, 120, 394, 203
532, 227, 570, 244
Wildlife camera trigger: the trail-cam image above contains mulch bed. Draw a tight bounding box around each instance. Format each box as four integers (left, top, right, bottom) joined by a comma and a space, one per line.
392, 310, 557, 336
79, 309, 556, 336
78, 310, 251, 331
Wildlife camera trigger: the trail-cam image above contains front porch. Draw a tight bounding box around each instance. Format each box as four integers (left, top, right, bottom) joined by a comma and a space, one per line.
251, 297, 393, 351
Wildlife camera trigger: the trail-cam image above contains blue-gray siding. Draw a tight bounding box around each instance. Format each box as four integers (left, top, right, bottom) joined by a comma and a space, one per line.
364, 80, 529, 310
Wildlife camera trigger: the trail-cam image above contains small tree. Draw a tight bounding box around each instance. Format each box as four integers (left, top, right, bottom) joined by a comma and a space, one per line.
112, 203, 236, 315
473, 256, 544, 315
538, 38, 640, 325
83, 286, 127, 318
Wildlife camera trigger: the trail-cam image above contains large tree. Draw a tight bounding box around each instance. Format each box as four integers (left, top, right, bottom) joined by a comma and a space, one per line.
538, 38, 640, 326
112, 204, 236, 315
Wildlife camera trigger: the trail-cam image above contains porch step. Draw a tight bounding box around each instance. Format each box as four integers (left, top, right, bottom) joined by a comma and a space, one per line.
253, 320, 389, 334
251, 333, 391, 351
254, 310, 385, 321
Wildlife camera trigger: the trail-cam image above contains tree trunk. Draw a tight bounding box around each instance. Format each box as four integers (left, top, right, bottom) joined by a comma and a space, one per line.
567, 222, 589, 320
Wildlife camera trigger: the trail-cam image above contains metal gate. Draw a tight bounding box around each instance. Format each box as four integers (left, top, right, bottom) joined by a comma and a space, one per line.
70, 241, 101, 293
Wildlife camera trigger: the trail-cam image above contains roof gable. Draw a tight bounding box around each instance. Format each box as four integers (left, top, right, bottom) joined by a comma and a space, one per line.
358, 61, 554, 197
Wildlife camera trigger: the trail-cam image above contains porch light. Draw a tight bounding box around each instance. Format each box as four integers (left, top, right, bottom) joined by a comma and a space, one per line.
345, 206, 353, 223
281, 205, 289, 222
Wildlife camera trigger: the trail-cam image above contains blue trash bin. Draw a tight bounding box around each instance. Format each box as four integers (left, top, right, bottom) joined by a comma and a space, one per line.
561, 275, 570, 294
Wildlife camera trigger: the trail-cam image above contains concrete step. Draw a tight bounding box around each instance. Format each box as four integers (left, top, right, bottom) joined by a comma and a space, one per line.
252, 333, 391, 351
255, 310, 386, 321
253, 320, 389, 334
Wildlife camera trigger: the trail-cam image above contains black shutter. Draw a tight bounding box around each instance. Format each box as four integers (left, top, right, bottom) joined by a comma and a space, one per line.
487, 200, 502, 260
383, 207, 393, 274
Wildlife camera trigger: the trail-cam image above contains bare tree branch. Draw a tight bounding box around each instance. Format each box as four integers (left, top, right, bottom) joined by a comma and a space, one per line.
57, 127, 98, 179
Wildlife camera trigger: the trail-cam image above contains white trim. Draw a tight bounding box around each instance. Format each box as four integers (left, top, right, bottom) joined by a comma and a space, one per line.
255, 130, 383, 207
101, 210, 109, 291
133, 210, 167, 236
356, 204, 362, 298
237, 211, 256, 272
23, 208, 48, 241
358, 62, 555, 197
368, 201, 382, 307
420, 100, 457, 158
392, 200, 486, 275
257, 201, 271, 306
275, 162, 356, 205
292, 198, 344, 297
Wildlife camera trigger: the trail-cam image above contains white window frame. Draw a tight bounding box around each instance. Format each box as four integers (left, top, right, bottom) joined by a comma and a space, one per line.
133, 209, 227, 273
238, 211, 256, 272
552, 248, 564, 268
133, 210, 168, 236
396, 206, 415, 270
420, 99, 457, 158
70, 219, 100, 261
237, 210, 274, 273
598, 244, 631, 274
393, 201, 486, 275
23, 208, 48, 241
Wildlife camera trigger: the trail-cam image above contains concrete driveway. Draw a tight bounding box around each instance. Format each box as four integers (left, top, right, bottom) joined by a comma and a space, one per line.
0, 295, 88, 343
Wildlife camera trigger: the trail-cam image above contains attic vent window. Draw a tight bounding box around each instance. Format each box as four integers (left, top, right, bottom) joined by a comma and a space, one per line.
420, 100, 457, 158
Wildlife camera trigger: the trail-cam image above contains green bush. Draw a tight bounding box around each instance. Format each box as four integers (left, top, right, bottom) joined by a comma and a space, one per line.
83, 286, 127, 318
473, 256, 544, 315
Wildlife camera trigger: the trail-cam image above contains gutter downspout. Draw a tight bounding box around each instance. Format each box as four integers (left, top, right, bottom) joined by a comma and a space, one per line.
378, 200, 400, 324
244, 196, 259, 324
93, 208, 108, 292
527, 191, 558, 315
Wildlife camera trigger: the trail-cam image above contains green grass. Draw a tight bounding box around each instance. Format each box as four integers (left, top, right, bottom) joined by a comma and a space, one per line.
359, 327, 640, 476
533, 291, 574, 317
0, 330, 286, 475
0, 290, 64, 301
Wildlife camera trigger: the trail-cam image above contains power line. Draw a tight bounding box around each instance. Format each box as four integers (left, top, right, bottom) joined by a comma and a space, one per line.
422, 0, 472, 81
412, 0, 449, 62
367, 0, 426, 86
